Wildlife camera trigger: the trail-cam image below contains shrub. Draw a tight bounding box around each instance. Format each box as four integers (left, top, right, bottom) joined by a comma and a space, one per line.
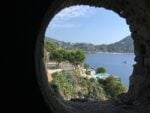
96, 67, 106, 73
50, 70, 126, 100
103, 76, 127, 99
51, 71, 76, 99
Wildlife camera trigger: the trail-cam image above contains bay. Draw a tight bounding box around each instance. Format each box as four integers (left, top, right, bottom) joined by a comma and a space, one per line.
85, 53, 136, 88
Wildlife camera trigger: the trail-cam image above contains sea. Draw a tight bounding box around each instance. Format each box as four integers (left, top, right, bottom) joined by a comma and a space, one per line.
85, 52, 136, 88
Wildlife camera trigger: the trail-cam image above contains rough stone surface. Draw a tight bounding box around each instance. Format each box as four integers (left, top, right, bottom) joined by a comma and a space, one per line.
64, 99, 150, 113
16, 0, 150, 113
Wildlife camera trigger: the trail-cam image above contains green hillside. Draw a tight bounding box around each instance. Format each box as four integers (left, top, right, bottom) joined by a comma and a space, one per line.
45, 35, 134, 53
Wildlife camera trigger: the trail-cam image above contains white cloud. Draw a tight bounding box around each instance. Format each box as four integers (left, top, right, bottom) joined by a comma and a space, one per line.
55, 5, 92, 20
48, 5, 95, 28
49, 22, 81, 28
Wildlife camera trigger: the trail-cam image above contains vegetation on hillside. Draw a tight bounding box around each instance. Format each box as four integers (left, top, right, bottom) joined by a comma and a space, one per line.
50, 71, 127, 100
98, 76, 126, 99
45, 35, 133, 53
44, 39, 85, 68
45, 39, 127, 101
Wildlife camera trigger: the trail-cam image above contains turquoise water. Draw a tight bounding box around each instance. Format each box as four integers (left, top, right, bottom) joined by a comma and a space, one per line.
85, 53, 136, 87
93, 73, 111, 79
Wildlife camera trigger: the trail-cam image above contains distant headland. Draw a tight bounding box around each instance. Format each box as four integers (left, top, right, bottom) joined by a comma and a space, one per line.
45, 35, 134, 53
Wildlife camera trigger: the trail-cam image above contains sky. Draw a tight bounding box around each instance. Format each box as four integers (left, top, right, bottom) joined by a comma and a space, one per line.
45, 5, 131, 45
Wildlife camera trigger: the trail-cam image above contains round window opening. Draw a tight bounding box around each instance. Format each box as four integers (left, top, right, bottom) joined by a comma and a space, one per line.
36, 3, 138, 113
45, 5, 135, 99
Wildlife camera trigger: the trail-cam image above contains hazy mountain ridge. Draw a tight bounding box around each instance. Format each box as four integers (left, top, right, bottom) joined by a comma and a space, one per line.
45, 35, 134, 53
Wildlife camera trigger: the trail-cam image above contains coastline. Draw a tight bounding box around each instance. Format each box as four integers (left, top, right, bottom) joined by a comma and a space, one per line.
85, 52, 135, 87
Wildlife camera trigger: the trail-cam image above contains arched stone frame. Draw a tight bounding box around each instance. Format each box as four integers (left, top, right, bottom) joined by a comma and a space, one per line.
35, 0, 150, 113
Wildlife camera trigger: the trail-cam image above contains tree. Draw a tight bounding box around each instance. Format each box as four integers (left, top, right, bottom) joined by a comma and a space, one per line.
96, 67, 106, 73
67, 49, 85, 69
50, 49, 66, 68
44, 39, 58, 62
44, 39, 58, 53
